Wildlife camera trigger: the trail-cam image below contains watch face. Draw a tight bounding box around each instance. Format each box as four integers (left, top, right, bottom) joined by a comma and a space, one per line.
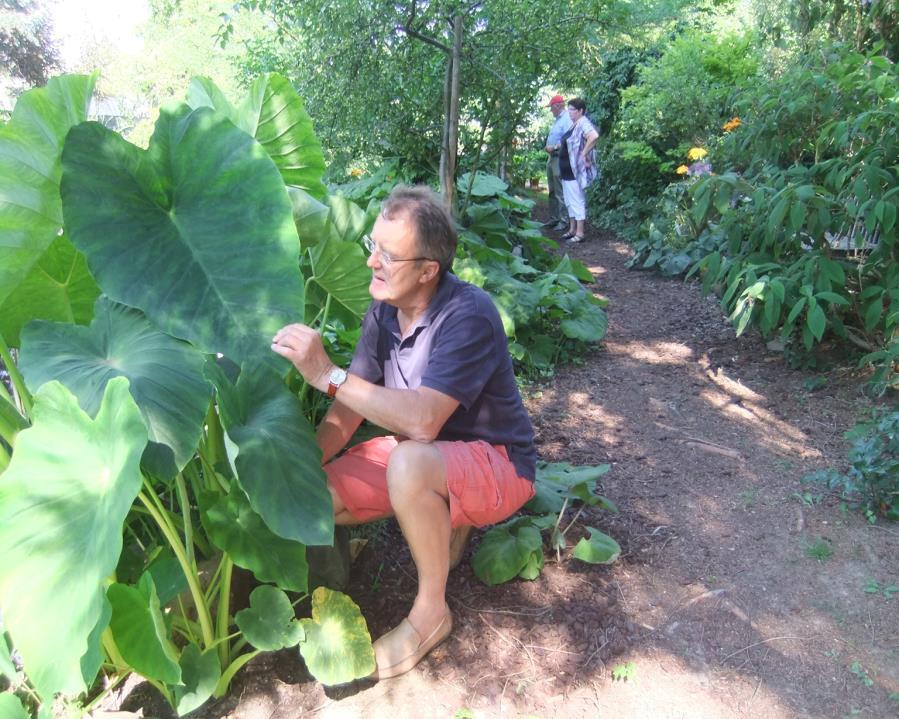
329, 368, 347, 385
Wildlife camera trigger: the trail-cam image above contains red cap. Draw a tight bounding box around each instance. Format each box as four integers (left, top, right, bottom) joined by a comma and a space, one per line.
545, 95, 564, 107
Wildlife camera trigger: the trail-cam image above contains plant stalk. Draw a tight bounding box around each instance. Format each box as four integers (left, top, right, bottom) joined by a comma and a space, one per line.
213, 650, 260, 698
138, 489, 215, 649
175, 472, 196, 571
204, 400, 227, 470
216, 555, 234, 668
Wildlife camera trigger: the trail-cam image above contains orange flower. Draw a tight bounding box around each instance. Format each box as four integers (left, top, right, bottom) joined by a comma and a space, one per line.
722, 117, 742, 132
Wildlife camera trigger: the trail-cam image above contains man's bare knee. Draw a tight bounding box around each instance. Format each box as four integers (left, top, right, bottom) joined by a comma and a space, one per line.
386, 440, 447, 500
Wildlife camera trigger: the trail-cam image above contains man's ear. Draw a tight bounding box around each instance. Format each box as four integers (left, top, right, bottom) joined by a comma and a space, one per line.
419, 261, 440, 284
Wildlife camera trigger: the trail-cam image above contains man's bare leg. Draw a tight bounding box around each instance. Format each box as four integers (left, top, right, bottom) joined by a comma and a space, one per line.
385, 440, 451, 636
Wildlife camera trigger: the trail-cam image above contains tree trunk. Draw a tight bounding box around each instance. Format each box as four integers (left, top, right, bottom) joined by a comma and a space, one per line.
440, 14, 463, 211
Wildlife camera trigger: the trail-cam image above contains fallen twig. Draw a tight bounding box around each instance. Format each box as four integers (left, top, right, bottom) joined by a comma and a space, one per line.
719, 636, 806, 664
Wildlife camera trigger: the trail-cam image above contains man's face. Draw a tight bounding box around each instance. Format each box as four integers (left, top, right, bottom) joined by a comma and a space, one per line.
366, 213, 433, 305
550, 102, 564, 117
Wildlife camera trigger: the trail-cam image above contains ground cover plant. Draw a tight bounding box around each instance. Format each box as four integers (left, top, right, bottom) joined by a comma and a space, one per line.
0, 73, 611, 718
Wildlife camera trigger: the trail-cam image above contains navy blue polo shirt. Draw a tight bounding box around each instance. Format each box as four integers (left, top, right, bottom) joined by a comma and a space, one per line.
348, 272, 537, 481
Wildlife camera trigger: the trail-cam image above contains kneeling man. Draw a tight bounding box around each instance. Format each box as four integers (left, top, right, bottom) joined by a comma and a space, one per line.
271, 185, 536, 679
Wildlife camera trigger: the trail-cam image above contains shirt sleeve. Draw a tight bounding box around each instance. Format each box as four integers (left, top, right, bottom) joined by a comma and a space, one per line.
348, 304, 384, 384
420, 309, 500, 410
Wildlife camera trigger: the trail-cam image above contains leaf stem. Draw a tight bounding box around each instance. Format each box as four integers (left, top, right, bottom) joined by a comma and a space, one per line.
561, 505, 586, 537
174, 472, 196, 571
216, 555, 234, 668
213, 650, 260, 698
0, 334, 32, 416
138, 488, 215, 649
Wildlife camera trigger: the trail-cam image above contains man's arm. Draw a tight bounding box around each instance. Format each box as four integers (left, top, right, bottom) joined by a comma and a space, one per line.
272, 323, 460, 444
316, 401, 364, 465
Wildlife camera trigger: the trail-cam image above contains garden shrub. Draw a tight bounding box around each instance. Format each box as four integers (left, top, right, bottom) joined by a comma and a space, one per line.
629, 41, 899, 387
804, 409, 899, 522
591, 29, 760, 232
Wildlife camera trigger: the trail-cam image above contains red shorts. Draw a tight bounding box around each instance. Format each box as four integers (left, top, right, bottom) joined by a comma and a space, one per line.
325, 435, 535, 528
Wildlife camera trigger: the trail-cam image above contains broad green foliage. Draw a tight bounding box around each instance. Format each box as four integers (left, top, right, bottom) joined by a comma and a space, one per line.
472, 462, 618, 585
572, 528, 622, 564
60, 104, 304, 367
629, 41, 899, 386
0, 378, 147, 698
804, 409, 899, 522
107, 575, 182, 685
235, 586, 304, 651
298, 587, 376, 686
592, 31, 760, 234
208, 361, 333, 546
173, 645, 221, 716
0, 694, 30, 719
19, 297, 210, 478
0, 71, 374, 715
0, 74, 100, 345
187, 73, 328, 200
199, 486, 310, 593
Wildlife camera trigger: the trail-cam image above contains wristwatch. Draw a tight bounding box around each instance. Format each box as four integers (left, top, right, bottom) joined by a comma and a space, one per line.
327, 367, 348, 398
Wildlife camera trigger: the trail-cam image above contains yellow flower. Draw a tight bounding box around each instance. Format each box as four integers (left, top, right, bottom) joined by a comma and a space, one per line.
349, 168, 363, 177
687, 147, 708, 161
722, 117, 742, 132
676, 164, 689, 175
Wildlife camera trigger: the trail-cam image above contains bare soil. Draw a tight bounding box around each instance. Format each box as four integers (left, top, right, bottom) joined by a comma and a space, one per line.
112, 222, 899, 719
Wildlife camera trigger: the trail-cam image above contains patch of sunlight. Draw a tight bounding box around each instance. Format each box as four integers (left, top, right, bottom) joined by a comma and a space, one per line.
700, 370, 812, 449
606, 340, 695, 365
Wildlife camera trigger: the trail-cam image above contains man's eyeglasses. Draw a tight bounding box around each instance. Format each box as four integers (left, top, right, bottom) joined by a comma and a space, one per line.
362, 234, 432, 267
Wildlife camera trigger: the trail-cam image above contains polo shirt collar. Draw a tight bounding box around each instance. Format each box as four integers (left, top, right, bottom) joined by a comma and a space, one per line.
380, 272, 460, 338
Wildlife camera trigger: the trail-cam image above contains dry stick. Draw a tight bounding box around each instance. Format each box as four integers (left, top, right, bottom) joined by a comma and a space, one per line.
719, 636, 806, 664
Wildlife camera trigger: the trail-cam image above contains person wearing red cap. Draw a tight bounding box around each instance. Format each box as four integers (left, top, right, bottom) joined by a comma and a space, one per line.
542, 94, 572, 231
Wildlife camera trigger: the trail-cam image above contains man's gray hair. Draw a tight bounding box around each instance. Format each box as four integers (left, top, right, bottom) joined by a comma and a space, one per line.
380, 185, 457, 275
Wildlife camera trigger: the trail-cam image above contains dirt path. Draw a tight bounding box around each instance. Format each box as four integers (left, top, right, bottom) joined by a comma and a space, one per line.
120, 227, 898, 719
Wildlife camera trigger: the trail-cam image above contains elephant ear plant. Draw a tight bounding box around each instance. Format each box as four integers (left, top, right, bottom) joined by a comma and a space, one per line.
0, 74, 376, 718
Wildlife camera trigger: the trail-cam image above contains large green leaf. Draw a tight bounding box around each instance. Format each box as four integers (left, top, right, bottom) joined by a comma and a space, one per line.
107, 574, 181, 684
207, 361, 333, 546
288, 187, 330, 251
471, 523, 543, 586
298, 587, 375, 685
60, 104, 304, 367
326, 194, 369, 245
199, 486, 309, 592
306, 235, 372, 323
526, 461, 613, 514
187, 74, 327, 199
173, 645, 220, 717
571, 528, 621, 564
235, 585, 304, 651
19, 296, 209, 476
0, 233, 99, 348
457, 171, 508, 198
0, 693, 30, 719
0, 74, 99, 343
0, 377, 147, 698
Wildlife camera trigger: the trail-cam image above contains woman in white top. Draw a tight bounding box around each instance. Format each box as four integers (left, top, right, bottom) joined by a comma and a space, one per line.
558, 97, 599, 243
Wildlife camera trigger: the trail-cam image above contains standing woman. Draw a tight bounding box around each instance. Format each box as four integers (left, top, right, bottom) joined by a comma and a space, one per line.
558, 98, 599, 243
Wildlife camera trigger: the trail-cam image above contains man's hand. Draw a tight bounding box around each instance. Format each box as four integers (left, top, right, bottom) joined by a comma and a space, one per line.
271, 324, 334, 392
544, 144, 554, 154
